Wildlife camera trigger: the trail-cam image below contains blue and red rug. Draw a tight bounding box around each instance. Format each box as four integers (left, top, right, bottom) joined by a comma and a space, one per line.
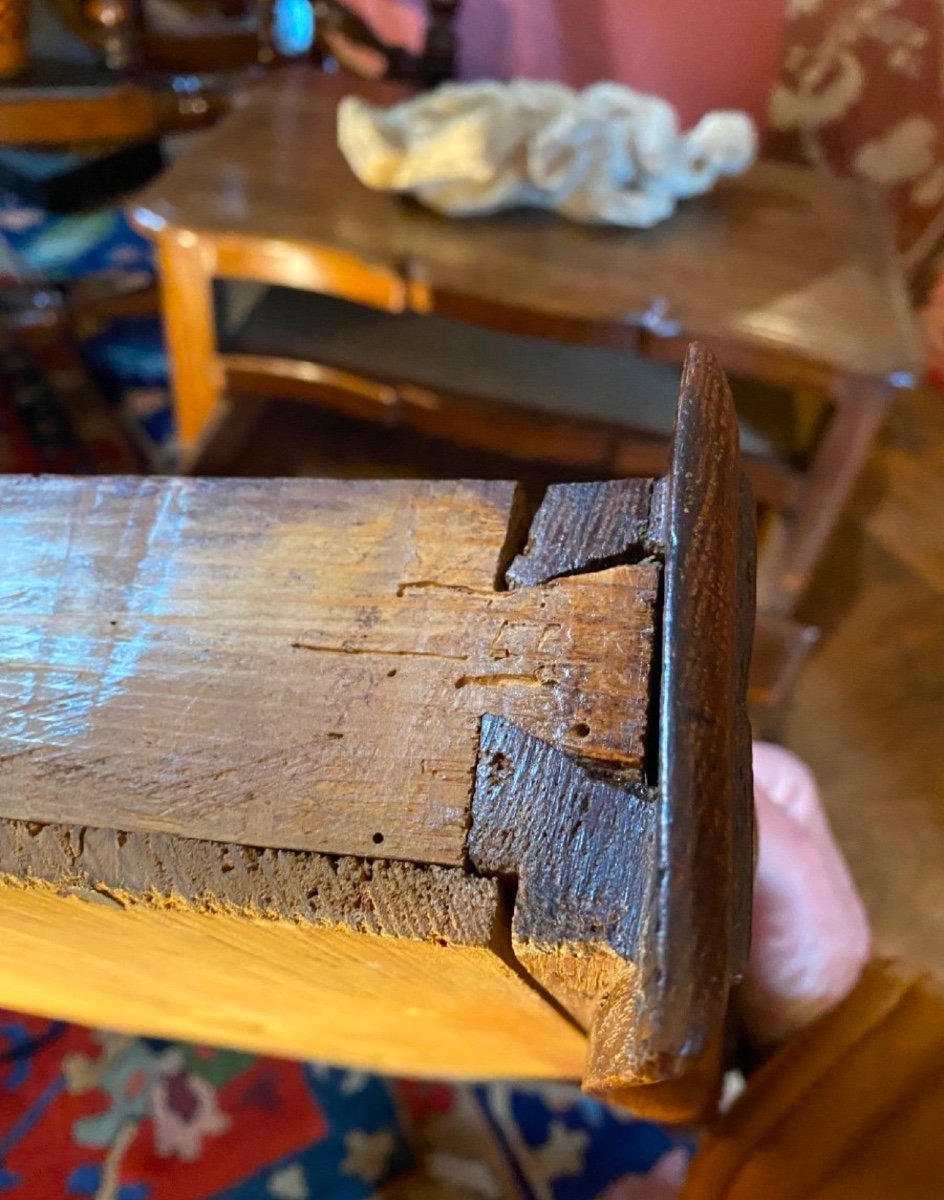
0, 1011, 691, 1199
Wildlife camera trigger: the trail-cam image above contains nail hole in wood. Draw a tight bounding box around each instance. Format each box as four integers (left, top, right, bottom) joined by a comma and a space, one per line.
571, 722, 591, 739
372, 831, 385, 844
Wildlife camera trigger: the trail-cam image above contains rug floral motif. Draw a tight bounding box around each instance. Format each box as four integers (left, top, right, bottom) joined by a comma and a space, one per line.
0, 1012, 692, 1199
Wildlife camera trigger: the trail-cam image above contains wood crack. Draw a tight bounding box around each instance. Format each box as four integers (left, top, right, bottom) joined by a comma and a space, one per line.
468, 716, 656, 1030
290, 642, 467, 662
505, 478, 662, 590
395, 581, 498, 597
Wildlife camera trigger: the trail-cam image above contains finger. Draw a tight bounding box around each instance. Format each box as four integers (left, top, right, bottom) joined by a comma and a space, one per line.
743, 743, 871, 1046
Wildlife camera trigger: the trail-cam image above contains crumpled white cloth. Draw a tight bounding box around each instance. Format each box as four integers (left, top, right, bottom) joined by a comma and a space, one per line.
338, 80, 757, 228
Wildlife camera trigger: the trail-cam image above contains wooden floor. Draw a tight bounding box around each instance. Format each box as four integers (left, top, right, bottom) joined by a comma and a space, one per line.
785, 383, 944, 975
216, 385, 944, 975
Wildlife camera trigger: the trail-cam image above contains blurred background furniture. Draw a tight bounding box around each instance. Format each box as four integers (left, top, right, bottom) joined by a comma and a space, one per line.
0, 0, 460, 147
344, 0, 944, 296
0, 1, 464, 499
0, 1, 464, 475
130, 67, 922, 625
0, 62, 236, 146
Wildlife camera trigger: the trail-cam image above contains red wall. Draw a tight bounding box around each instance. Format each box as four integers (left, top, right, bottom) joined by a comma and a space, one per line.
348, 0, 785, 130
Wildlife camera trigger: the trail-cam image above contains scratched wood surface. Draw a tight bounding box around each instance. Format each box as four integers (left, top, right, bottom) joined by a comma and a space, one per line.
0, 476, 657, 864
0, 346, 756, 1122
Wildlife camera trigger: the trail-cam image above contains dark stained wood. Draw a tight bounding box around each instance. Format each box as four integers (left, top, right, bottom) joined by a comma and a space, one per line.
470, 347, 754, 1120
505, 478, 656, 588
582, 345, 756, 1119
0, 64, 237, 145
469, 716, 656, 1028
732, 473, 759, 970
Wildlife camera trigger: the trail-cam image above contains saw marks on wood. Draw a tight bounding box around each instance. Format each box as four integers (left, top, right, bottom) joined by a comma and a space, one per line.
0, 476, 658, 864
0, 816, 587, 1078
0, 818, 501, 942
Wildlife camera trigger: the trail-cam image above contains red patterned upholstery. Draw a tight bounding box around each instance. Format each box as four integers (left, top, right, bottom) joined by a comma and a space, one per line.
770, 0, 944, 279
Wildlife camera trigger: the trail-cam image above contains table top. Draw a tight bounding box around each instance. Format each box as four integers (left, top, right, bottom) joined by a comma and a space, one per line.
132, 67, 923, 384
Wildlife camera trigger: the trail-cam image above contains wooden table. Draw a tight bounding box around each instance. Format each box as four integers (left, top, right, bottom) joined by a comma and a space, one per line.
130, 66, 923, 616
0, 61, 237, 145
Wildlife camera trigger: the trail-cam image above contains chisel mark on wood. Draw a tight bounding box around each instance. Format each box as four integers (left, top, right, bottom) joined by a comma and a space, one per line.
453, 673, 547, 690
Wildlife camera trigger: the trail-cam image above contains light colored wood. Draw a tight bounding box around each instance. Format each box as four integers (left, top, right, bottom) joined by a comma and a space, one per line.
222, 352, 402, 425
0, 815, 593, 1083
0, 475, 657, 864
0, 83, 160, 144
0, 883, 587, 1080
156, 232, 220, 449
212, 234, 416, 311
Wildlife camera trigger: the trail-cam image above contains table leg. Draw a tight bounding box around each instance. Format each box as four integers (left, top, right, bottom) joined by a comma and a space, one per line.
760, 379, 891, 615
156, 232, 220, 456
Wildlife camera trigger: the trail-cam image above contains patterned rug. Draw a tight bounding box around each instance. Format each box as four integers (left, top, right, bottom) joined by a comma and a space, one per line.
0, 187, 175, 475
0, 1012, 691, 1199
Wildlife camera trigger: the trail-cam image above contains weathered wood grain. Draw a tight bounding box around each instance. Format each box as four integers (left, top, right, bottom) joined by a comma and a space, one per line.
469, 716, 655, 1028
0, 476, 658, 864
0, 818, 499, 942
0, 346, 755, 1121
506, 478, 657, 588
583, 343, 756, 1120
